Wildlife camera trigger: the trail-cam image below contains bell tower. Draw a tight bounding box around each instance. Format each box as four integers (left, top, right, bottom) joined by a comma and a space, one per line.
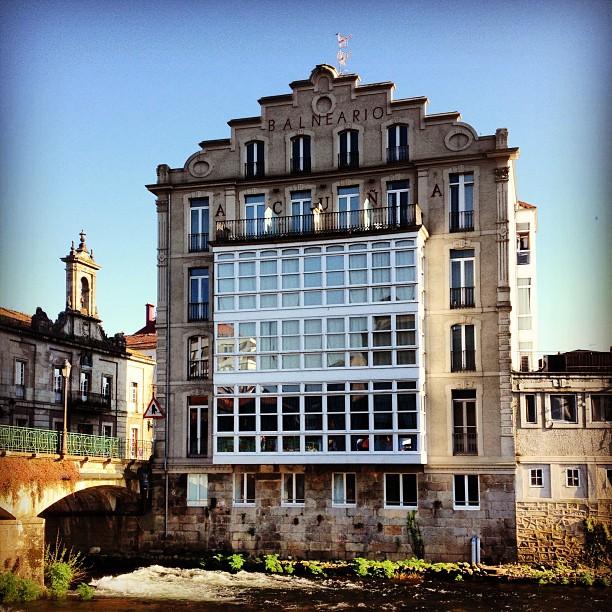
61, 230, 101, 320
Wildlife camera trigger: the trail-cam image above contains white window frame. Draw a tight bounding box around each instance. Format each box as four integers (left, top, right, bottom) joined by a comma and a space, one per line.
15, 359, 26, 396
189, 198, 210, 250
517, 277, 532, 330
53, 366, 63, 402
453, 474, 480, 510
523, 393, 539, 427
332, 472, 356, 507
549, 394, 577, 424
282, 473, 305, 506
449, 172, 474, 214
79, 371, 91, 399
187, 473, 209, 507
566, 468, 580, 488
101, 375, 112, 400
234, 473, 256, 506
102, 422, 113, 437
386, 180, 410, 223
291, 135, 310, 172
188, 400, 208, 456
529, 468, 543, 487
383, 473, 417, 509
130, 382, 139, 406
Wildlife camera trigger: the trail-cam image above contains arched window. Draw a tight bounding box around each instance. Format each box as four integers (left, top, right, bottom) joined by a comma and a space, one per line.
245, 141, 265, 177
387, 124, 409, 162
188, 336, 210, 380
338, 130, 359, 168
290, 135, 311, 174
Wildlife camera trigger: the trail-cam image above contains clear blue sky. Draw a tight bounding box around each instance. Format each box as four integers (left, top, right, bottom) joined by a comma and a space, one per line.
1, 0, 610, 354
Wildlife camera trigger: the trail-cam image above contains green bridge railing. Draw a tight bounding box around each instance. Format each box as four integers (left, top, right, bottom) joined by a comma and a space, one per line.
0, 425, 152, 460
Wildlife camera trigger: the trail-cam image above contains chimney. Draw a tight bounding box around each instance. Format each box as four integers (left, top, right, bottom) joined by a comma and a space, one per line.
146, 303, 156, 326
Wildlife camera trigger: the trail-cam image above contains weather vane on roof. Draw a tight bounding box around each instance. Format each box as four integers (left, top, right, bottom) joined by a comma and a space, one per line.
336, 33, 352, 74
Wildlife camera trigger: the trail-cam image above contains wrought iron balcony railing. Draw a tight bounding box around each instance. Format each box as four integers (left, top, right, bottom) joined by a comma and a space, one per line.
70, 390, 112, 413
450, 286, 475, 309
189, 233, 209, 252
451, 350, 476, 372
290, 156, 311, 174
0, 425, 154, 460
188, 302, 209, 321
453, 429, 478, 455
215, 204, 421, 243
338, 151, 359, 169
245, 161, 265, 178
387, 145, 409, 163
449, 211, 474, 232
188, 360, 209, 380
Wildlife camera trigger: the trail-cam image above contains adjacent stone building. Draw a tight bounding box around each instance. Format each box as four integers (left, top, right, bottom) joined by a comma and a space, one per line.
0, 233, 156, 458
145, 64, 535, 562
513, 350, 612, 563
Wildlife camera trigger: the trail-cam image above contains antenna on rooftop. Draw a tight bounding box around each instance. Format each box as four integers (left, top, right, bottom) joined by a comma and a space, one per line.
336, 33, 352, 74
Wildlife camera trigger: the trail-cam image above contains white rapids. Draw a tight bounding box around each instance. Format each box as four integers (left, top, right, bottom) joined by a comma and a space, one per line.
91, 565, 325, 601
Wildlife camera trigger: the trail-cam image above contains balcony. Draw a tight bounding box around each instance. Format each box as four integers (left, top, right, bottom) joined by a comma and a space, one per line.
0, 425, 153, 459
290, 157, 311, 175
449, 211, 474, 232
245, 161, 265, 178
188, 302, 209, 321
451, 350, 476, 372
338, 151, 359, 169
214, 204, 422, 244
189, 233, 209, 252
387, 145, 409, 163
453, 429, 478, 455
188, 360, 209, 380
70, 390, 112, 413
450, 286, 475, 309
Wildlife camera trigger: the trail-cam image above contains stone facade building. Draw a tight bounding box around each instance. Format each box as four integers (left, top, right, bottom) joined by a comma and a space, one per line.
0, 233, 155, 457
145, 64, 536, 563
513, 350, 612, 563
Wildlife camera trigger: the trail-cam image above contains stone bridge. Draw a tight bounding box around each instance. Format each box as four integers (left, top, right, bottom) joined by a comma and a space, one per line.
0, 426, 152, 583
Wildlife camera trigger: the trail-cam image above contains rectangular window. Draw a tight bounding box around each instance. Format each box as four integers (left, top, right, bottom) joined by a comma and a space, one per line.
550, 395, 577, 423
283, 473, 305, 505
244, 194, 266, 236
387, 180, 410, 225
591, 395, 612, 422
290, 190, 312, 233
102, 423, 113, 437
187, 474, 208, 506
130, 382, 138, 405
337, 185, 360, 228
529, 468, 543, 487
387, 124, 409, 162
14, 360, 26, 397
189, 336, 210, 380
291, 135, 311, 174
53, 366, 63, 402
189, 400, 208, 456
245, 141, 264, 177
338, 130, 359, 168
452, 390, 477, 455
450, 249, 475, 308
517, 226, 530, 264
566, 468, 580, 487
453, 474, 479, 509
450, 324, 475, 372
384, 473, 417, 508
234, 473, 256, 505
189, 268, 209, 321
449, 173, 474, 231
517, 278, 532, 330
189, 198, 209, 252
332, 472, 356, 506
101, 375, 112, 402
80, 371, 91, 400
525, 394, 537, 423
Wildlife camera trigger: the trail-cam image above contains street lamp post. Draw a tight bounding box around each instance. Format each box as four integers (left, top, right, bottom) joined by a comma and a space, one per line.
61, 359, 72, 455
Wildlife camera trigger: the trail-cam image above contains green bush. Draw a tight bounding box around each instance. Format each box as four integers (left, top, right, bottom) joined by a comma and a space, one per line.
0, 571, 42, 603
227, 554, 245, 572
76, 582, 95, 601
264, 554, 283, 573
47, 561, 73, 599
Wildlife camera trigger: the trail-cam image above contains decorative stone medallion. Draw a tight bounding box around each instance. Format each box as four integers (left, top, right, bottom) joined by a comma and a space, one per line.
189, 159, 212, 178
444, 127, 474, 152
312, 94, 337, 115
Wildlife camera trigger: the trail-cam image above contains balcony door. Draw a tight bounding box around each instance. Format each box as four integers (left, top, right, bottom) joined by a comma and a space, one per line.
245, 194, 266, 236
290, 190, 312, 233
452, 391, 477, 455
338, 186, 360, 229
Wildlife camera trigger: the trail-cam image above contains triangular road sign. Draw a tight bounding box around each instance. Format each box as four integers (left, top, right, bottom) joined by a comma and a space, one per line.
144, 396, 165, 419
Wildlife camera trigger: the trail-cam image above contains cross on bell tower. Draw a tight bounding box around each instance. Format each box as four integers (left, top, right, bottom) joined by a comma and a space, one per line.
60, 230, 102, 319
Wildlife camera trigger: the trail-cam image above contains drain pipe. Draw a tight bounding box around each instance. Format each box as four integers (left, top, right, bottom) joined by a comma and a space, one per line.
162, 193, 171, 539
471, 535, 481, 565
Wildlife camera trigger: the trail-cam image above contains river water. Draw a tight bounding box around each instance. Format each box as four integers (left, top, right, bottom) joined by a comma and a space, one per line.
14, 564, 610, 611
